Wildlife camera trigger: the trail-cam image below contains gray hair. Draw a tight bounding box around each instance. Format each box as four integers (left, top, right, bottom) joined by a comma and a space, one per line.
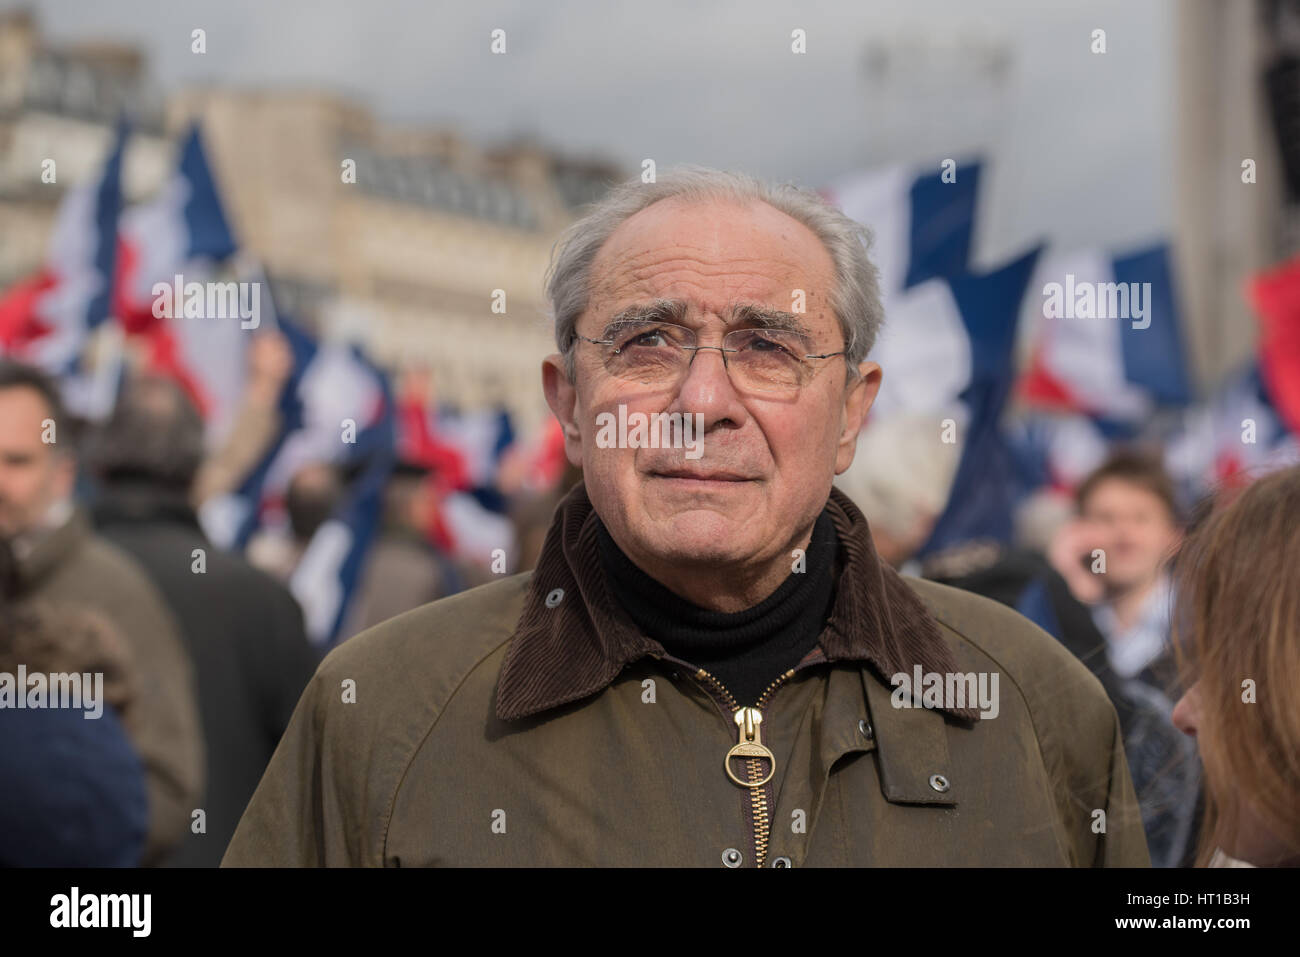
544, 164, 884, 381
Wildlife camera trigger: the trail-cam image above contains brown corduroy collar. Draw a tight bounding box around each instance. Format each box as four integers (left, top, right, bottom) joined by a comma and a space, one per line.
495, 481, 979, 722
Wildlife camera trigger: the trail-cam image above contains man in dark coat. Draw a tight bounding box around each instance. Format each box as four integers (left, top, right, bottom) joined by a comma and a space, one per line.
87, 374, 320, 867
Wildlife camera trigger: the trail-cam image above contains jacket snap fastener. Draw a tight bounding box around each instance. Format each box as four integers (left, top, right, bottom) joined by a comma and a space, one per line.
722, 848, 743, 868
929, 773, 950, 793
772, 856, 792, 868
545, 588, 564, 608
858, 719, 873, 739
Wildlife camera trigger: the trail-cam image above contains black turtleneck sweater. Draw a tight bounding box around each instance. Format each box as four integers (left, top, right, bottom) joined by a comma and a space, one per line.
596, 510, 838, 705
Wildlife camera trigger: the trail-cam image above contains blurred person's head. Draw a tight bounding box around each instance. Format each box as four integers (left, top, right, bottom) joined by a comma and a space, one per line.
540, 166, 882, 606
1074, 447, 1182, 594
0, 601, 137, 722
84, 374, 205, 492
1170, 465, 1300, 867
832, 413, 960, 567
0, 360, 76, 539
1013, 489, 1075, 555
383, 469, 433, 534
286, 463, 343, 544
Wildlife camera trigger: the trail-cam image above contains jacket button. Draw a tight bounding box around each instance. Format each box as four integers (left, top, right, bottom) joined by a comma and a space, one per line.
721, 848, 743, 868
858, 719, 873, 739
929, 773, 950, 793
545, 588, 565, 608
771, 856, 792, 868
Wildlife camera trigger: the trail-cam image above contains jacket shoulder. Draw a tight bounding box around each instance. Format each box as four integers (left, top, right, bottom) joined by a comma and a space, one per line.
900, 575, 1122, 774
225, 573, 534, 865
317, 571, 532, 688
901, 575, 1148, 866
901, 575, 1108, 704
305, 572, 534, 765
74, 533, 172, 598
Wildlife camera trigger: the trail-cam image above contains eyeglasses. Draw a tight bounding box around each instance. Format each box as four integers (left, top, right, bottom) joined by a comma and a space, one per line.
571, 319, 849, 396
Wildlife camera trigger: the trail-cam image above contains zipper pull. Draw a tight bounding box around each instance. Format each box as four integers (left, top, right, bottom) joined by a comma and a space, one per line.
725, 706, 775, 788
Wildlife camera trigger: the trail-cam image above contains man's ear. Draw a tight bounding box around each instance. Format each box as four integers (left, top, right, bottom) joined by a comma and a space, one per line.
542, 354, 585, 467
835, 360, 881, 475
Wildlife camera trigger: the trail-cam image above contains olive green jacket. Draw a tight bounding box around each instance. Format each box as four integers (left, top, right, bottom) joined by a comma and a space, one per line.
223, 484, 1149, 867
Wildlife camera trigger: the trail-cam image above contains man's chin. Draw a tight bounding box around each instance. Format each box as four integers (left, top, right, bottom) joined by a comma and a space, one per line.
635, 511, 759, 565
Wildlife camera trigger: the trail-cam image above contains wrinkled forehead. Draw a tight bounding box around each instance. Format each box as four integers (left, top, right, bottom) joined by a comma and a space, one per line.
586, 197, 838, 331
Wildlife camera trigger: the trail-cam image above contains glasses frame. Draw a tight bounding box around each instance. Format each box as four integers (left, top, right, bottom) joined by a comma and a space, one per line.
570, 319, 851, 395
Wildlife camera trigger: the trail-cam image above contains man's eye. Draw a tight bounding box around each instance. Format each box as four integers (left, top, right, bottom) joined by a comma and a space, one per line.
740, 332, 798, 356
628, 330, 667, 347
615, 324, 677, 349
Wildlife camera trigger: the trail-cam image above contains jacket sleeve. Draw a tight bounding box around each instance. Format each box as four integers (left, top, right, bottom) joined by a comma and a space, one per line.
1096, 704, 1152, 867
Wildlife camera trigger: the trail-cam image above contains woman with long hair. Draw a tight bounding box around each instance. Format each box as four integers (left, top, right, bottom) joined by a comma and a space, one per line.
1170, 464, 1300, 866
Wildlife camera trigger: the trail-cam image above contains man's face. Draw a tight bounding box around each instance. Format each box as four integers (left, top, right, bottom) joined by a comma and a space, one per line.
1079, 478, 1180, 589
544, 197, 879, 584
0, 386, 73, 538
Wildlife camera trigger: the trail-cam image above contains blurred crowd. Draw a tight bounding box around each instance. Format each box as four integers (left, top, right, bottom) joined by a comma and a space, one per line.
0, 342, 577, 867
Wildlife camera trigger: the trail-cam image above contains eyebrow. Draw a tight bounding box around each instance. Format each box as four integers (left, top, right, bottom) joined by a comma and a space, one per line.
603, 299, 813, 337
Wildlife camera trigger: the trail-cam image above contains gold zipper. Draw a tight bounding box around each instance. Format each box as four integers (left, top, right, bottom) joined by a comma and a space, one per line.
695, 667, 796, 868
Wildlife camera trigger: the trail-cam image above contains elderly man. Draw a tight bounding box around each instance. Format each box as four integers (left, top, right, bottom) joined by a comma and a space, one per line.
224, 167, 1148, 867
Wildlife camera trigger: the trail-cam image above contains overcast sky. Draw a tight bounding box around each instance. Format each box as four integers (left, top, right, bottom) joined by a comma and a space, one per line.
10, 0, 1174, 264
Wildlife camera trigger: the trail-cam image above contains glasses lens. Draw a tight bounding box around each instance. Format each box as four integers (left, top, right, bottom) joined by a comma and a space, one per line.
603, 321, 691, 384
724, 328, 808, 392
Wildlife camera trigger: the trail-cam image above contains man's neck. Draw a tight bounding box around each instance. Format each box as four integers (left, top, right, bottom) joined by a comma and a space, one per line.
614, 522, 819, 612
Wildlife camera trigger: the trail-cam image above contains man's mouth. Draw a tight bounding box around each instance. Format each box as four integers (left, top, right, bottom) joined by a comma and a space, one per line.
648, 469, 753, 483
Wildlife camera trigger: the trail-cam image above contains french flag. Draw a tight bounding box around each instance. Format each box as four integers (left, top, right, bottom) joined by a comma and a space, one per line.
113, 125, 243, 442
508, 415, 568, 494
820, 158, 982, 301
1164, 361, 1299, 500
435, 405, 516, 495
395, 396, 517, 565
822, 159, 1042, 551
1161, 256, 1300, 498
1017, 244, 1193, 426
1249, 252, 1300, 437
1004, 411, 1114, 496
899, 248, 1043, 554
199, 317, 396, 645
286, 350, 396, 646
0, 120, 127, 415
202, 318, 388, 545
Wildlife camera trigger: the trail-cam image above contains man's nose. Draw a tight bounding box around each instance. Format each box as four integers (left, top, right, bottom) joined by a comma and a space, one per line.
668, 346, 748, 429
